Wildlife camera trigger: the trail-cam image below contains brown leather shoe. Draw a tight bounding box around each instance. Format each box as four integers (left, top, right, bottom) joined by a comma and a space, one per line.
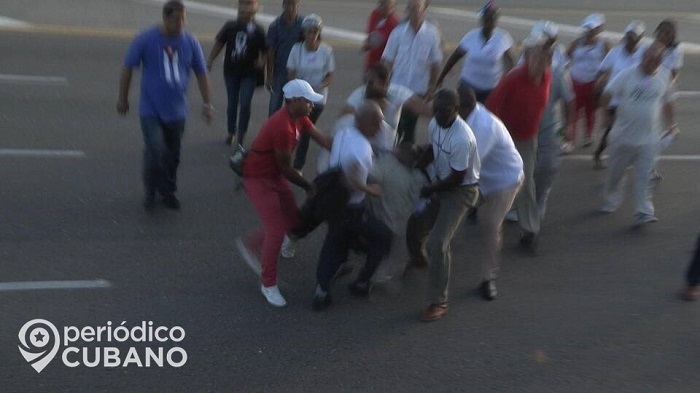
420, 303, 448, 322
681, 285, 700, 301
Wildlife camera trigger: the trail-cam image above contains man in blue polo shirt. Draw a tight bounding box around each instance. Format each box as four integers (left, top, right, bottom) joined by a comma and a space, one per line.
266, 0, 304, 116
117, 1, 213, 210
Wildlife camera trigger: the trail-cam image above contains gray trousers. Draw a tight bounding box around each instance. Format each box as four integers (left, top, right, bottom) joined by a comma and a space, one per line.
425, 185, 480, 304
479, 181, 522, 280
514, 138, 540, 235
601, 142, 656, 216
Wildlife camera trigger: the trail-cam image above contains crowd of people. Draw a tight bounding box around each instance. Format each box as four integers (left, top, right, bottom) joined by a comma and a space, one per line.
116, 0, 698, 320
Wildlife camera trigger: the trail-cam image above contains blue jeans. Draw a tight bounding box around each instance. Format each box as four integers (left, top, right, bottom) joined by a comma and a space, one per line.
292, 105, 324, 170
268, 72, 288, 117
224, 74, 256, 144
140, 117, 185, 198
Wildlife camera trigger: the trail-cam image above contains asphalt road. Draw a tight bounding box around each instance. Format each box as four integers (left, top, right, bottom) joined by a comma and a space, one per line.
1, 0, 699, 391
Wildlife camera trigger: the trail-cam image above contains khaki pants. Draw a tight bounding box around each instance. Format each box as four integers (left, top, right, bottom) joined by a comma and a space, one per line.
514, 138, 540, 235
479, 181, 522, 280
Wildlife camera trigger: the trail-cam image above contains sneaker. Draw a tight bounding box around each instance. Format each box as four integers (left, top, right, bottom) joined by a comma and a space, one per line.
260, 285, 287, 307
634, 213, 658, 226
650, 169, 663, 181
560, 142, 574, 155
280, 235, 296, 258
161, 194, 180, 210
235, 237, 261, 276
504, 210, 519, 223
312, 284, 332, 311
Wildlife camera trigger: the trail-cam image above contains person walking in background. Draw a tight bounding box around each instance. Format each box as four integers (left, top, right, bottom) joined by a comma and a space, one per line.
563, 13, 610, 153
117, 0, 213, 211
363, 0, 398, 72
287, 14, 335, 173
436, 1, 513, 103
598, 42, 676, 226
207, 0, 266, 146
592, 20, 646, 168
266, 0, 303, 116
486, 34, 551, 254
237, 79, 331, 308
381, 0, 443, 144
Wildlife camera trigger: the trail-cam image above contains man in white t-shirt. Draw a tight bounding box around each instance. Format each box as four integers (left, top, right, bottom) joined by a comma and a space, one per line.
381, 0, 443, 144
312, 101, 394, 311
413, 89, 480, 322
458, 85, 523, 301
598, 42, 677, 226
342, 64, 432, 152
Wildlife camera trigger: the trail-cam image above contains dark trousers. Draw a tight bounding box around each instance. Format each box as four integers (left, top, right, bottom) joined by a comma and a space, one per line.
268, 72, 288, 117
316, 204, 393, 292
293, 105, 324, 170
686, 234, 700, 287
140, 117, 185, 198
224, 74, 256, 144
397, 107, 419, 144
458, 79, 492, 104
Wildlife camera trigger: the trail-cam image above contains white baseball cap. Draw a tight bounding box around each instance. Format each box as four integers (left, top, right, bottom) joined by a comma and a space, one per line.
581, 13, 605, 31
283, 79, 324, 102
624, 20, 646, 37
532, 20, 558, 39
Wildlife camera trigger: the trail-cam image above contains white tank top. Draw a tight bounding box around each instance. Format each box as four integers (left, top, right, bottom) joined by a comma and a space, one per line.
569, 39, 606, 83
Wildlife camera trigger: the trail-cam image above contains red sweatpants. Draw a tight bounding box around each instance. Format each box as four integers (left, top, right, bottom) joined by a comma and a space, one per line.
243, 175, 300, 287
568, 79, 597, 143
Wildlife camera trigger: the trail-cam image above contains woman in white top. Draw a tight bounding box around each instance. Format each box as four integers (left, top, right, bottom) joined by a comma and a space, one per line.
287, 14, 336, 171
564, 13, 610, 150
436, 3, 513, 103
593, 20, 646, 166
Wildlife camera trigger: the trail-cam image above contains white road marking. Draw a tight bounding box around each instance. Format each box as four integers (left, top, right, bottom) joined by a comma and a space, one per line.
564, 154, 700, 161
0, 74, 68, 86
676, 91, 700, 99
0, 149, 86, 158
0, 15, 30, 27
0, 279, 111, 292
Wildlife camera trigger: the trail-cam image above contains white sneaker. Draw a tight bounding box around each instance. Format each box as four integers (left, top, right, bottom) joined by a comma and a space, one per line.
260, 285, 287, 307
235, 237, 261, 276
280, 235, 296, 258
634, 213, 658, 226
504, 210, 519, 223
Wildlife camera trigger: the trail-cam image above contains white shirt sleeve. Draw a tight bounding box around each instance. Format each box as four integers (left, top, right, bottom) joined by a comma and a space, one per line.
428, 26, 444, 64
286, 43, 301, 71
324, 45, 336, 73
599, 48, 615, 73
381, 27, 400, 63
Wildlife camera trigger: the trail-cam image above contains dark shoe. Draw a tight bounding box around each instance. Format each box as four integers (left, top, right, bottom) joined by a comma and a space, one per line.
680, 285, 700, 301
480, 280, 498, 301
408, 255, 428, 269
161, 194, 180, 210
467, 208, 478, 223
312, 293, 332, 311
519, 232, 538, 255
225, 134, 235, 145
420, 303, 448, 322
348, 280, 371, 297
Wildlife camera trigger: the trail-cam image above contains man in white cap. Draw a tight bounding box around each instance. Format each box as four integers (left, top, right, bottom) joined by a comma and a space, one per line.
236, 79, 332, 308
593, 20, 646, 167
598, 42, 677, 226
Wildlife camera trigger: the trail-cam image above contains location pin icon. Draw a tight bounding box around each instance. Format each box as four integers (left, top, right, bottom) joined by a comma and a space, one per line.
18, 319, 60, 373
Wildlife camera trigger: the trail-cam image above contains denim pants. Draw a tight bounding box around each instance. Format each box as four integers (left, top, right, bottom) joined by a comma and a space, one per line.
292, 105, 324, 170
316, 203, 393, 292
140, 117, 185, 198
268, 72, 288, 117
224, 74, 256, 144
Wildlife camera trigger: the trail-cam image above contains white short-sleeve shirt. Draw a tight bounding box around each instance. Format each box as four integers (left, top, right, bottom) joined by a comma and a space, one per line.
570, 39, 607, 83
604, 66, 673, 146
329, 126, 374, 204
346, 83, 415, 150
458, 27, 513, 91
428, 116, 479, 186
465, 104, 523, 196
287, 42, 335, 105
381, 21, 443, 95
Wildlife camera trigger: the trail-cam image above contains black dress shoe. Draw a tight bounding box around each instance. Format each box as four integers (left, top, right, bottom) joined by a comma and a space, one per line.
312, 293, 332, 311
480, 280, 498, 301
161, 194, 181, 210
519, 232, 538, 255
